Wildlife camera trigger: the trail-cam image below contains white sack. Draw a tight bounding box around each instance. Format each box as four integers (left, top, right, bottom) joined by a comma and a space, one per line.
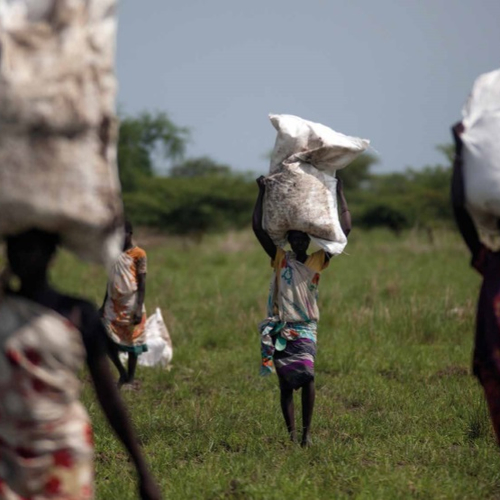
0, 0, 122, 265
269, 114, 370, 174
263, 162, 347, 255
264, 114, 369, 254
461, 69, 500, 250
0, 0, 118, 133
138, 308, 173, 368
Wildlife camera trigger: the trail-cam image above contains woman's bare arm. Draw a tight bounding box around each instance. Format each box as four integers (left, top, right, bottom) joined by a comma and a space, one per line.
450, 122, 481, 258
252, 176, 277, 260
133, 273, 146, 324
78, 301, 162, 500
337, 175, 352, 238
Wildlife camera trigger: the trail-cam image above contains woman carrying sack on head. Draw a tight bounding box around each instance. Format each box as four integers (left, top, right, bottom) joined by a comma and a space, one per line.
452, 122, 500, 445
0, 230, 162, 500
252, 175, 351, 447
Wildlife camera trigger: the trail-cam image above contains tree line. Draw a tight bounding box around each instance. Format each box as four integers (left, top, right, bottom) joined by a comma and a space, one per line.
120, 111, 454, 237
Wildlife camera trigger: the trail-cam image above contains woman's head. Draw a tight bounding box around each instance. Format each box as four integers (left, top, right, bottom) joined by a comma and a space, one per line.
6, 229, 59, 281
287, 230, 310, 254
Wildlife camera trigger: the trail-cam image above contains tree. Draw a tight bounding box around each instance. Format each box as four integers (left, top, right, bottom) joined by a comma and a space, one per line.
123, 175, 256, 237
335, 153, 378, 191
118, 111, 189, 191
170, 156, 232, 178
359, 204, 409, 235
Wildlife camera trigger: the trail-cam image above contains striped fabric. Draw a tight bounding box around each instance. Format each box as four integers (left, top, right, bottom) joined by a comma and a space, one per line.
274, 338, 316, 390
259, 318, 317, 376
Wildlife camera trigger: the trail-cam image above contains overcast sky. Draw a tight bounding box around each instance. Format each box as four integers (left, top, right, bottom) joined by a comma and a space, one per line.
115, 0, 500, 175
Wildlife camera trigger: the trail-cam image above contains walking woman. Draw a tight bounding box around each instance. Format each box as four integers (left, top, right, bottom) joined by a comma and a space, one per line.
452, 122, 500, 444
0, 229, 162, 499
252, 175, 351, 446
101, 221, 148, 387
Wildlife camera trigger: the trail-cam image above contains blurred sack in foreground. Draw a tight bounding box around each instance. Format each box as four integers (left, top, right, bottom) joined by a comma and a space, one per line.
0, 0, 123, 266
263, 114, 369, 255
461, 68, 500, 251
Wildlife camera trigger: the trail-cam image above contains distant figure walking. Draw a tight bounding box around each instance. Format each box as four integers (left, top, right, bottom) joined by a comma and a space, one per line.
0, 229, 161, 499
252, 175, 351, 446
101, 221, 148, 387
451, 122, 500, 444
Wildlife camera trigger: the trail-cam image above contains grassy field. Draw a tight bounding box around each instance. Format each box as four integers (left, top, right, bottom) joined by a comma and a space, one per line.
41, 228, 500, 498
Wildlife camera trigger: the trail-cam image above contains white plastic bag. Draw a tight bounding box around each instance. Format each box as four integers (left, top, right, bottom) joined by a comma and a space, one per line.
0, 0, 122, 266
264, 114, 369, 254
139, 308, 173, 368
461, 68, 500, 250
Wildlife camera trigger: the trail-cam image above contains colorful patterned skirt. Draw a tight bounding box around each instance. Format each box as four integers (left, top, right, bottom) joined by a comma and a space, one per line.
273, 338, 316, 390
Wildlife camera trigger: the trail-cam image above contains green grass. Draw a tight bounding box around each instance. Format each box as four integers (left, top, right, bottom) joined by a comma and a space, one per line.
13, 228, 500, 499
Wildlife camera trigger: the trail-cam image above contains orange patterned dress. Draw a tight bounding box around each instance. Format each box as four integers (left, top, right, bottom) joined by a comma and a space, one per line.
102, 246, 148, 354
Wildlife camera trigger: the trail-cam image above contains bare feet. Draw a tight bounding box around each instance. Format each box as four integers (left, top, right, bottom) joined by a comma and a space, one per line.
301, 435, 312, 448
120, 379, 142, 392
117, 374, 128, 389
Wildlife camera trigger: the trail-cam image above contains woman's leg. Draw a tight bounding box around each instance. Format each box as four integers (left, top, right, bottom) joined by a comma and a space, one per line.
478, 367, 500, 444
127, 352, 139, 384
279, 377, 296, 442
301, 379, 315, 447
105, 337, 128, 386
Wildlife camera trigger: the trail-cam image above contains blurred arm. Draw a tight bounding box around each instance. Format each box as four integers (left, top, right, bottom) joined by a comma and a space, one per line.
99, 288, 108, 315
450, 122, 481, 258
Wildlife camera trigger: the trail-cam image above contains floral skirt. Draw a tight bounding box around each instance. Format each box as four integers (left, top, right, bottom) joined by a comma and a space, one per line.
0, 458, 93, 499
274, 338, 316, 390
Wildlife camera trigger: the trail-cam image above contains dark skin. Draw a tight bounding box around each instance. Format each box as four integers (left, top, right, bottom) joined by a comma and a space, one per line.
3, 230, 162, 500
450, 122, 481, 256
101, 228, 146, 387
252, 175, 351, 446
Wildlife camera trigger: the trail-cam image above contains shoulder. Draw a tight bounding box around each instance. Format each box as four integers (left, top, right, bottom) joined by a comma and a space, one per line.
55, 295, 100, 326
53, 294, 94, 315
128, 246, 147, 260
67, 296, 97, 312
55, 295, 106, 353
306, 250, 329, 272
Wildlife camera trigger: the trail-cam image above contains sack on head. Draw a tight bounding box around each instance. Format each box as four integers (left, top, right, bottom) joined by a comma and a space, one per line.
269, 114, 369, 174
0, 0, 122, 266
263, 162, 348, 255
264, 114, 369, 254
461, 68, 500, 250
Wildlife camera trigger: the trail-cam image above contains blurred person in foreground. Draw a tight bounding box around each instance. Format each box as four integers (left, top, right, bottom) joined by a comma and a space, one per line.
101, 220, 148, 388
0, 229, 162, 499
252, 175, 351, 447
451, 122, 500, 445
